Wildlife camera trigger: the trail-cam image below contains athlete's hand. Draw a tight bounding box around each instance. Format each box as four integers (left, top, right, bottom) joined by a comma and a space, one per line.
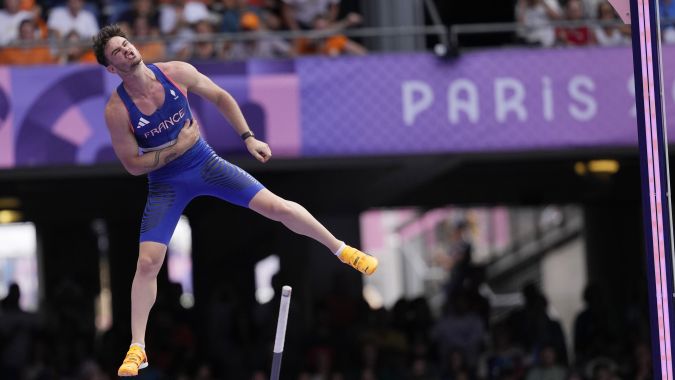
245, 138, 272, 163
177, 119, 200, 153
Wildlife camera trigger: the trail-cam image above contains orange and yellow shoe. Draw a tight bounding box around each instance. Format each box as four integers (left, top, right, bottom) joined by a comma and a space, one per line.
338, 245, 378, 275
117, 344, 148, 377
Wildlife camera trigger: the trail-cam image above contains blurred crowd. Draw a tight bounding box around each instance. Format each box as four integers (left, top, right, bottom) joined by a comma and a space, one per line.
515, 0, 632, 47
0, 0, 366, 65
515, 0, 675, 47
4, 0, 675, 66
0, 267, 653, 380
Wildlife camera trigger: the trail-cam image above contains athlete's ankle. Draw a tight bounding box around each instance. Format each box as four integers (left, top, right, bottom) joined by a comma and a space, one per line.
333, 241, 346, 256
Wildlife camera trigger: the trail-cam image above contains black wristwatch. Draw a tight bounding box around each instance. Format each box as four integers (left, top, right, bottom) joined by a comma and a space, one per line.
241, 131, 255, 141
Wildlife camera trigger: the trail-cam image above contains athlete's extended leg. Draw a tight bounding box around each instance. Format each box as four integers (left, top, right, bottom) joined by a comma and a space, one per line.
118, 242, 166, 376
196, 148, 378, 275
248, 189, 378, 275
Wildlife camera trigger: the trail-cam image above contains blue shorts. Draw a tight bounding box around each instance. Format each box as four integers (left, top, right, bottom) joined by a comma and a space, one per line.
140, 138, 265, 245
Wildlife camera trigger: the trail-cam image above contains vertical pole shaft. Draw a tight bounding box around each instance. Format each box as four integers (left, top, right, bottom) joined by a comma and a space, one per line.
629, 0, 675, 377
270, 286, 292, 380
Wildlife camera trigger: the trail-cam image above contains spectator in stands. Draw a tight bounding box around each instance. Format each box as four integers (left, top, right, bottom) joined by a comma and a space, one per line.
47, 0, 99, 39
281, 0, 340, 30
581, 0, 604, 18
118, 0, 160, 31
160, 0, 212, 58
432, 292, 485, 373
556, 0, 596, 46
515, 0, 561, 47
573, 284, 614, 369
594, 1, 630, 46
258, 0, 284, 31
294, 13, 366, 56
0, 0, 34, 45
190, 19, 222, 61
0, 283, 37, 379
506, 283, 569, 366
227, 11, 293, 60
434, 220, 474, 301
59, 30, 97, 63
213, 0, 245, 33
525, 345, 567, 380
478, 322, 526, 380
159, 0, 211, 35
0, 18, 55, 64
131, 16, 166, 63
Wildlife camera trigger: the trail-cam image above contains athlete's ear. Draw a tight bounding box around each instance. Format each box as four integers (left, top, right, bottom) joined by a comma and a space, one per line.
106, 65, 117, 74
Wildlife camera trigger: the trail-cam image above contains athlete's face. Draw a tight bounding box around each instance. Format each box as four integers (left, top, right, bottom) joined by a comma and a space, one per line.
104, 36, 143, 73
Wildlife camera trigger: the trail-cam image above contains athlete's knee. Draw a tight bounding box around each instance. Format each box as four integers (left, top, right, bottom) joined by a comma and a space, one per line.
264, 197, 295, 221
136, 252, 164, 277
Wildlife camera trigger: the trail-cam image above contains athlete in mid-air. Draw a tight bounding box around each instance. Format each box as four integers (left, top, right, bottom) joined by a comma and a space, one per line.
92, 24, 378, 377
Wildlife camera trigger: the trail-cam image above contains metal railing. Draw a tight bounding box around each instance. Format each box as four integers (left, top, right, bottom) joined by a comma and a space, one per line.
1, 0, 449, 57
449, 18, 634, 49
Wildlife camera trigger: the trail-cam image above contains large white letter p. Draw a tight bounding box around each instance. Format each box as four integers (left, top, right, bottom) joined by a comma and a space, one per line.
402, 81, 434, 126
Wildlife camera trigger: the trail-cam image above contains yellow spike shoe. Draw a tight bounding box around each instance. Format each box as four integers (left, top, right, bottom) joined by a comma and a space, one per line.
118, 345, 148, 377
338, 246, 378, 275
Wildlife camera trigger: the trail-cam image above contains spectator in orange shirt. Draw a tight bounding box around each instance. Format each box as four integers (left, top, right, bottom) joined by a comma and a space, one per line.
0, 18, 55, 65
59, 30, 97, 64
226, 11, 292, 60
294, 13, 366, 56
18, 0, 48, 38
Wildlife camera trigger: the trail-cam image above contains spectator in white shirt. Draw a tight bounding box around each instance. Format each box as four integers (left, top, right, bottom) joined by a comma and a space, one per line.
0, 0, 34, 45
47, 0, 99, 39
281, 0, 339, 30
515, 0, 561, 47
594, 1, 630, 46
159, 0, 211, 35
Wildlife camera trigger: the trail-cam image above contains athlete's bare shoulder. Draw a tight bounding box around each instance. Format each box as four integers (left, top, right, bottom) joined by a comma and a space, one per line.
155, 61, 200, 87
104, 91, 129, 130
105, 90, 124, 113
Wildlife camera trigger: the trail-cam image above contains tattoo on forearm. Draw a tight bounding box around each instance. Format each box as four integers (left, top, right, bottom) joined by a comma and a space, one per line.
151, 151, 161, 168
164, 153, 178, 164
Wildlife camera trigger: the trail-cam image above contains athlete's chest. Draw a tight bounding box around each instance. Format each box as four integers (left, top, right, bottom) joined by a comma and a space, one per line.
130, 82, 169, 115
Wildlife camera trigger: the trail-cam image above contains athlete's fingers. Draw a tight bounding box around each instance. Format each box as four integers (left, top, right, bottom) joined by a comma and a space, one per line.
259, 145, 271, 162
253, 151, 265, 162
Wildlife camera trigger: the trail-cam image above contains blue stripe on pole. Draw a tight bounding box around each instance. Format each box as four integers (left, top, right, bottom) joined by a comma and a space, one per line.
270, 352, 283, 380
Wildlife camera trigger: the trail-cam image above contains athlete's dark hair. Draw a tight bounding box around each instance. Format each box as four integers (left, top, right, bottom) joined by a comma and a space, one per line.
92, 24, 127, 66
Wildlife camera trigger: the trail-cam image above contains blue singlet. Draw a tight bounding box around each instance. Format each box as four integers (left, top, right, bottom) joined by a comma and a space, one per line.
117, 64, 265, 245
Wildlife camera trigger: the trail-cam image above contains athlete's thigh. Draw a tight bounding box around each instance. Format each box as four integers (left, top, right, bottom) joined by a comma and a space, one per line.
198, 153, 265, 207
140, 178, 192, 245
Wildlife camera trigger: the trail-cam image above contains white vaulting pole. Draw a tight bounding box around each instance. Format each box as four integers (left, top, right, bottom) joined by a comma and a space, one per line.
270, 286, 292, 380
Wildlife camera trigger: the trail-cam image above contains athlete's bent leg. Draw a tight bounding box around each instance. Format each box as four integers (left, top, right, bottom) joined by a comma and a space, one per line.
118, 241, 166, 376
248, 189, 378, 275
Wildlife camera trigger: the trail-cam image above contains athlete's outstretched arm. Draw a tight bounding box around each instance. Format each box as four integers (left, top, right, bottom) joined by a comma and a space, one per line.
105, 96, 200, 176
160, 61, 272, 163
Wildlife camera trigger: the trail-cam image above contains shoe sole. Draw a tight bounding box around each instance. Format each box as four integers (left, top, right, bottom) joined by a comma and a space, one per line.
118, 362, 148, 377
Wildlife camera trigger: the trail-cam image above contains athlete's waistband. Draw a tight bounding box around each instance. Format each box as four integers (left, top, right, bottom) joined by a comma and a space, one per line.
140, 139, 178, 153
147, 138, 213, 179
